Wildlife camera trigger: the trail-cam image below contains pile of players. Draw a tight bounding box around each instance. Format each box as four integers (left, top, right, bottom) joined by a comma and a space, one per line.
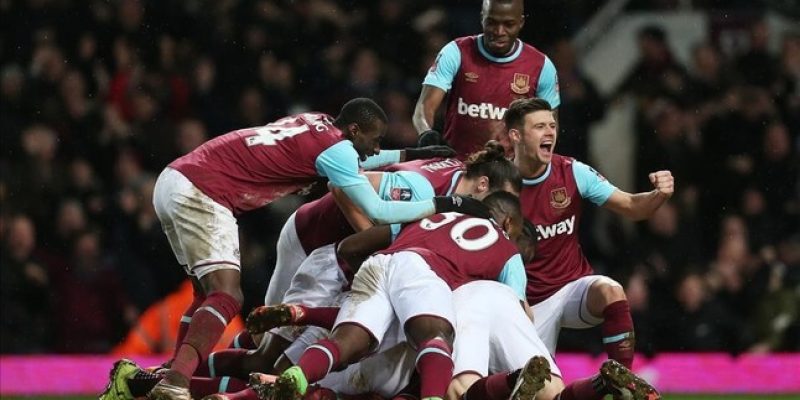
100, 1, 673, 399
101, 95, 667, 400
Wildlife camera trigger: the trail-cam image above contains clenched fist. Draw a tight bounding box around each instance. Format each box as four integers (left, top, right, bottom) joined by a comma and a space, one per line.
648, 170, 674, 198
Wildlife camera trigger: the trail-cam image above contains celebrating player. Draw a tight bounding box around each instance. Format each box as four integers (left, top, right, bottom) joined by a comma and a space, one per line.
103, 98, 489, 400
413, 0, 560, 157
269, 191, 528, 400
505, 98, 673, 374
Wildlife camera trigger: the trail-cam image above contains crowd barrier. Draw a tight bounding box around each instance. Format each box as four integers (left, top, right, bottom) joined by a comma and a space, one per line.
1, 353, 799, 395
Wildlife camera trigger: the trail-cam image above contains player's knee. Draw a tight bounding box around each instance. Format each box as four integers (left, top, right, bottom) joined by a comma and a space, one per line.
405, 317, 454, 348
591, 277, 626, 304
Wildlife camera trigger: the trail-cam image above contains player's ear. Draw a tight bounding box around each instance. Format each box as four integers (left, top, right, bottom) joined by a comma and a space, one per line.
508, 128, 521, 143
349, 123, 360, 137
477, 176, 490, 193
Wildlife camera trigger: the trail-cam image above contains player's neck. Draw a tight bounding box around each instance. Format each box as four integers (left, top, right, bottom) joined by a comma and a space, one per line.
516, 157, 548, 179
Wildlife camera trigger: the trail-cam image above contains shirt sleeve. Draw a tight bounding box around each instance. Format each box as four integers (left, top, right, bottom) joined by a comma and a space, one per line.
536, 56, 561, 108
572, 160, 617, 206
496, 253, 527, 301
360, 149, 401, 170
378, 171, 436, 202
317, 142, 436, 224
315, 141, 367, 188
422, 41, 461, 91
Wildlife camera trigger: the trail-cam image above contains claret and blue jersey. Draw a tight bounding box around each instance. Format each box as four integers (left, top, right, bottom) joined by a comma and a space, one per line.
423, 34, 560, 157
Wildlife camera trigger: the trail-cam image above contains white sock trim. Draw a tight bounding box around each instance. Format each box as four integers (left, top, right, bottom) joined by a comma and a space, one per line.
198, 305, 228, 325
415, 346, 451, 365
307, 344, 335, 373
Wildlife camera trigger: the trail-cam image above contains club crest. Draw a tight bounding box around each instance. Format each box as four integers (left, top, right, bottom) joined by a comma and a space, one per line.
550, 187, 571, 209
511, 73, 531, 94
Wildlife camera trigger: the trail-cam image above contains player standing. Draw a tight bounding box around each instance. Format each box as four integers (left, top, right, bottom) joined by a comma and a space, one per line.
505, 98, 673, 385
413, 0, 560, 157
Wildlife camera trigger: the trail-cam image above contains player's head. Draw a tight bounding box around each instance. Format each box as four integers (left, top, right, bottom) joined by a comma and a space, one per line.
461, 140, 522, 199
482, 190, 523, 241
516, 218, 538, 264
505, 98, 556, 166
334, 98, 389, 161
480, 0, 525, 57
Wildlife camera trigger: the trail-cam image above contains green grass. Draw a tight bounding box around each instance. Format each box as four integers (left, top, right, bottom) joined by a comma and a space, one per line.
4, 395, 800, 400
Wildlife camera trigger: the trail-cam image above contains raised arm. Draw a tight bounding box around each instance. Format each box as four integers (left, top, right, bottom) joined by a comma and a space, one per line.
602, 170, 674, 221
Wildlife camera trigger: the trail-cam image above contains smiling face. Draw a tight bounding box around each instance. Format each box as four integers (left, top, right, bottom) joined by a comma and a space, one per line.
348, 120, 387, 161
510, 110, 557, 166
480, 0, 524, 57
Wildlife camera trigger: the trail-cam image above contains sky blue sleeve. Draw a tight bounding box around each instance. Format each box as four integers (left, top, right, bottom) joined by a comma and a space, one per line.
315, 141, 367, 188
360, 150, 401, 170
339, 183, 435, 225
572, 160, 618, 206
536, 57, 561, 108
422, 41, 461, 91
496, 254, 527, 301
378, 171, 436, 202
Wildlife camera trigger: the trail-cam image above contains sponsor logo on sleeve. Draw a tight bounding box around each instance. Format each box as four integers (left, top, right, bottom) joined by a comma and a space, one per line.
391, 188, 413, 201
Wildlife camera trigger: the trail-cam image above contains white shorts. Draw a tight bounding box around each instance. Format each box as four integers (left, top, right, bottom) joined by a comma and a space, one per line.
318, 322, 413, 398
452, 281, 560, 378
271, 244, 348, 344
532, 275, 619, 354
152, 167, 240, 279
335, 252, 455, 347
264, 212, 307, 305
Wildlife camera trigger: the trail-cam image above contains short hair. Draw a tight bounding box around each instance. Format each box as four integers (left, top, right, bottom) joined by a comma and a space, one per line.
464, 140, 522, 194
503, 98, 552, 131
333, 98, 388, 130
482, 190, 522, 222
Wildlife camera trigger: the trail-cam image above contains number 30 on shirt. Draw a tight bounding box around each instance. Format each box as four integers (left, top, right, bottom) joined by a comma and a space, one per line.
419, 212, 500, 251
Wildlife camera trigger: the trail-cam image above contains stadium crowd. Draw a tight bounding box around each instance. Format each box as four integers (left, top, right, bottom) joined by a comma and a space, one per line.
1, 0, 798, 358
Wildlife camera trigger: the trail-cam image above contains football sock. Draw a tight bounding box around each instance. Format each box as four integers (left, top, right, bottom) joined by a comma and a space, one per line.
601, 300, 635, 369
230, 330, 257, 349
296, 338, 341, 387
556, 376, 606, 400
171, 291, 241, 383
295, 305, 340, 329
194, 348, 248, 380
173, 290, 206, 359
189, 376, 248, 397
462, 371, 514, 400
416, 338, 453, 399
225, 388, 261, 400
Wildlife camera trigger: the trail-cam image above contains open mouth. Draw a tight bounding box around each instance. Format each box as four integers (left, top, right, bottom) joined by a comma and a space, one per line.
539, 140, 554, 155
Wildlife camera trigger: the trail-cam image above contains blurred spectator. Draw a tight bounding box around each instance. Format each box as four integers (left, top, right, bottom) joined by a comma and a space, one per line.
548, 37, 606, 163
659, 272, 745, 351
0, 215, 51, 353
50, 229, 135, 353
619, 25, 690, 101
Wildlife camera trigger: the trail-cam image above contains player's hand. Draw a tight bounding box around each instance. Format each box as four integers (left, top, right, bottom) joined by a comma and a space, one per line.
433, 195, 492, 219
418, 129, 446, 147
405, 145, 456, 161
649, 170, 674, 198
